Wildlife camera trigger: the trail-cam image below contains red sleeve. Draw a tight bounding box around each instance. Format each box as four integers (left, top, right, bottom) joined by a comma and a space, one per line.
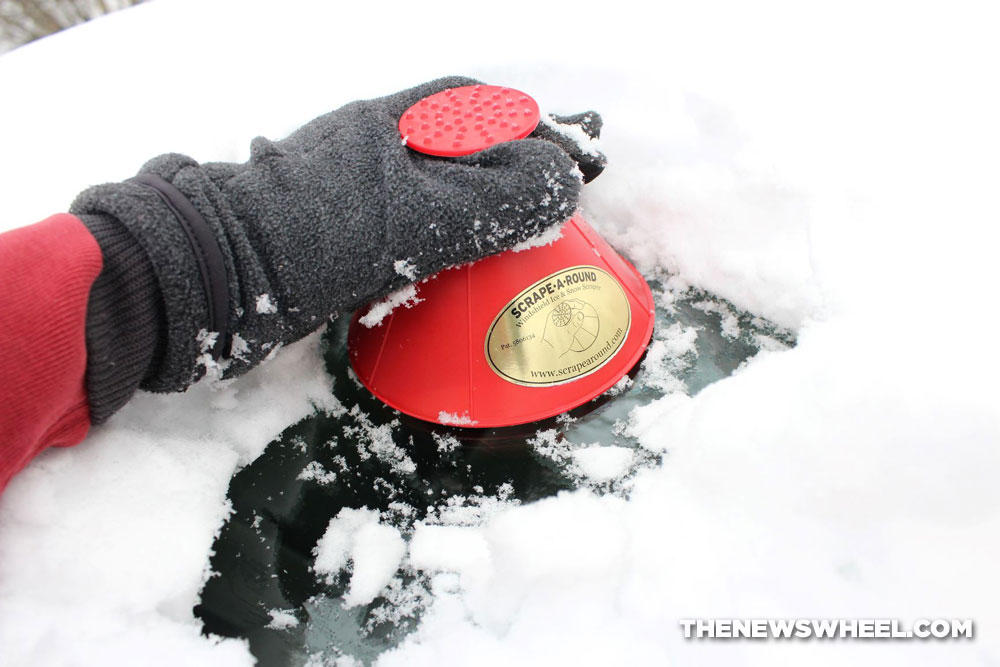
0, 214, 102, 493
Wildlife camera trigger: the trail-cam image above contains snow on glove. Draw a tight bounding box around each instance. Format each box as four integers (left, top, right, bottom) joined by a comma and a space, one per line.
71, 76, 606, 423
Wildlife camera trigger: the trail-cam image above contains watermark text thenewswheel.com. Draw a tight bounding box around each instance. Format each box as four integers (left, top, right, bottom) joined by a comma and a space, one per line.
680, 619, 974, 641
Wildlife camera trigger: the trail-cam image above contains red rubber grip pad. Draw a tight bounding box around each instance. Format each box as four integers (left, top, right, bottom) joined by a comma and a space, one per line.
400, 84, 540, 157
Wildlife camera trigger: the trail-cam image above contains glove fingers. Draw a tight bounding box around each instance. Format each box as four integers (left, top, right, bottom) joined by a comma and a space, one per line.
530, 111, 607, 184
402, 138, 581, 271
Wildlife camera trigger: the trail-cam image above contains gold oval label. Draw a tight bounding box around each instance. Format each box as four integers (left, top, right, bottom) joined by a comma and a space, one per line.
485, 265, 631, 387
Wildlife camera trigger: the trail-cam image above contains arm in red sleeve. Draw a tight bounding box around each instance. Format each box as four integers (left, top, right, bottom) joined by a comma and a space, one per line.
0, 214, 103, 493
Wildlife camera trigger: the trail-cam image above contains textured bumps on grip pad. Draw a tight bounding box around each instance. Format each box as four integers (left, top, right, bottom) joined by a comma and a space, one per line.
399, 84, 541, 157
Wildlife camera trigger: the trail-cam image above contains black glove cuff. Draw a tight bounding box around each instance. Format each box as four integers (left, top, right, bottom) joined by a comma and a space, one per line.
128, 173, 230, 361
72, 180, 216, 394
79, 212, 166, 424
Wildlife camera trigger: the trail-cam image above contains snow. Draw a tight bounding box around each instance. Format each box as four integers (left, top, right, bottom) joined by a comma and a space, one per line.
313, 508, 381, 583
509, 222, 565, 252
603, 373, 633, 397
342, 522, 408, 608
1, 0, 999, 665
196, 328, 219, 353
0, 329, 338, 665
345, 405, 416, 475
431, 432, 461, 454
636, 322, 699, 393
255, 293, 277, 315
538, 112, 603, 157
423, 483, 519, 528
626, 392, 693, 453
436, 411, 478, 427
297, 460, 337, 485
409, 525, 492, 577
393, 258, 417, 281
312, 508, 408, 608
267, 609, 300, 630
228, 332, 250, 361
358, 283, 423, 328
571, 446, 634, 483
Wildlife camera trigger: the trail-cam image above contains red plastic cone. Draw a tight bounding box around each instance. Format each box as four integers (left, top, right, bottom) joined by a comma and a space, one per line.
348, 214, 655, 428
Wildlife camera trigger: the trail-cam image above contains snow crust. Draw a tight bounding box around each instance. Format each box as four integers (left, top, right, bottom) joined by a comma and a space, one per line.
1, 0, 999, 665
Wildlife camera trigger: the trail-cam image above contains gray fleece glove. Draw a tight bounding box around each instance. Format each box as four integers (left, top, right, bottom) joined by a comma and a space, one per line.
71, 76, 606, 423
